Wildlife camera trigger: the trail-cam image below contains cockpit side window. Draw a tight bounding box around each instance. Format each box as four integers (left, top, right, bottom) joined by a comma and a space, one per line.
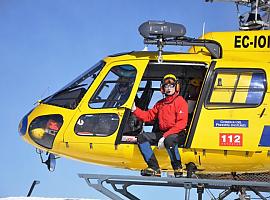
206, 68, 266, 107
89, 65, 137, 108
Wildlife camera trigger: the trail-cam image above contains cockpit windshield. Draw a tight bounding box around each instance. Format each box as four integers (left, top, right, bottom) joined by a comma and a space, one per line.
43, 60, 105, 109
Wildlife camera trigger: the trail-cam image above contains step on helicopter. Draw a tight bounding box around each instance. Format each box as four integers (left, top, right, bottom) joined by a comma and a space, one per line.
19, 0, 270, 193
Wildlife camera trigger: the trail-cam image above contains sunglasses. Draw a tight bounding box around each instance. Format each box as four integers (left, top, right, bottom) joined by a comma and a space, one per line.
163, 84, 175, 89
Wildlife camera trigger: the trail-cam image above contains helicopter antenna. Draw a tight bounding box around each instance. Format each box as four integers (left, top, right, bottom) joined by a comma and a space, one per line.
142, 45, 149, 51
236, 3, 242, 27
205, 0, 270, 30
202, 22, 206, 39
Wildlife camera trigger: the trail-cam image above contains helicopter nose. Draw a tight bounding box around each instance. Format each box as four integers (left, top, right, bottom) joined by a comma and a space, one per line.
18, 109, 33, 136
18, 114, 28, 136
28, 114, 63, 149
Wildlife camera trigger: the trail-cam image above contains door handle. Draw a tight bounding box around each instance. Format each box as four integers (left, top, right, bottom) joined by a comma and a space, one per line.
259, 108, 266, 118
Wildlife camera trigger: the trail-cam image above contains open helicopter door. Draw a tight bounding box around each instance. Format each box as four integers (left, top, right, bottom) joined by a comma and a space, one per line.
186, 60, 269, 152
62, 59, 148, 166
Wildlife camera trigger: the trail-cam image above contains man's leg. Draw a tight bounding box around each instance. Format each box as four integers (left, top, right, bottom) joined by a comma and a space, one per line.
137, 132, 162, 176
164, 134, 183, 177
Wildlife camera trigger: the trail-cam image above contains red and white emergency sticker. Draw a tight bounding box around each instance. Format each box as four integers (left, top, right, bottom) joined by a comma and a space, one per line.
219, 133, 243, 146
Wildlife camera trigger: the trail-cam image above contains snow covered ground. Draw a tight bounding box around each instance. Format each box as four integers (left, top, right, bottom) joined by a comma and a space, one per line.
0, 198, 97, 200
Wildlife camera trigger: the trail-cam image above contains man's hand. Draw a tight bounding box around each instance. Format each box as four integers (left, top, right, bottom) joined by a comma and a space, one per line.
158, 137, 165, 149
131, 103, 136, 112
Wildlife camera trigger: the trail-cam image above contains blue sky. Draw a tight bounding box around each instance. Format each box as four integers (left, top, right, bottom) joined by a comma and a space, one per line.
0, 0, 240, 199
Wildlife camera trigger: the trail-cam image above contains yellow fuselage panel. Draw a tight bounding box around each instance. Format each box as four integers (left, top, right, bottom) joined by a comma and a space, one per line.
52, 141, 270, 173
189, 30, 270, 62
191, 60, 270, 152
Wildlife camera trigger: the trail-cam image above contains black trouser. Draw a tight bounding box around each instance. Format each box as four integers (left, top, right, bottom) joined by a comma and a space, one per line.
137, 131, 183, 170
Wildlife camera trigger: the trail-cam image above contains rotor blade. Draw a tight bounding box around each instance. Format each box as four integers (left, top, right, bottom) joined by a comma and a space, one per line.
205, 0, 251, 3
261, 11, 270, 23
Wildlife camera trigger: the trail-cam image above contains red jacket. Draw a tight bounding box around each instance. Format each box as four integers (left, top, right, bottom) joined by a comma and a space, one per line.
133, 92, 188, 138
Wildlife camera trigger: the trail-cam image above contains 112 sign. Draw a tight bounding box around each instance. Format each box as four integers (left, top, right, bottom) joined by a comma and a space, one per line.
219, 133, 243, 146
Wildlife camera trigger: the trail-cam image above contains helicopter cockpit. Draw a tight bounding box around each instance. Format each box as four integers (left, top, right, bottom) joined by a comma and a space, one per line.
72, 65, 138, 136
23, 20, 220, 155
30, 21, 212, 148
120, 61, 207, 144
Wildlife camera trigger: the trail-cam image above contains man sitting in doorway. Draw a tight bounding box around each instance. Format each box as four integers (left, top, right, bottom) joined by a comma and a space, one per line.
131, 74, 188, 177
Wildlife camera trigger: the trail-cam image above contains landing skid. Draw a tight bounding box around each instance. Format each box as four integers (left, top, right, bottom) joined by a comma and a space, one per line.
78, 173, 270, 200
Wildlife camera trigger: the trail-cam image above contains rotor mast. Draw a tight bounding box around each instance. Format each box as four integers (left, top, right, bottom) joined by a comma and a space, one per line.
206, 0, 270, 30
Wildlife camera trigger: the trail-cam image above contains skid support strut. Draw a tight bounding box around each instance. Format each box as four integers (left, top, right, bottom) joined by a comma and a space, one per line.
79, 174, 270, 200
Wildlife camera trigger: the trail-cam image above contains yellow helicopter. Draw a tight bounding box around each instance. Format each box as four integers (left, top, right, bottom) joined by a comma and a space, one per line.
19, 0, 270, 180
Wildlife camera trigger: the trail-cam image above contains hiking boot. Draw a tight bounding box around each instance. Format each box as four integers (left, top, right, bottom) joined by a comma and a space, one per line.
174, 168, 184, 178
141, 167, 161, 177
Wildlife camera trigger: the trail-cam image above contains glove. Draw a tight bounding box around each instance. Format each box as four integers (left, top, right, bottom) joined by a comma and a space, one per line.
131, 103, 136, 112
158, 137, 165, 149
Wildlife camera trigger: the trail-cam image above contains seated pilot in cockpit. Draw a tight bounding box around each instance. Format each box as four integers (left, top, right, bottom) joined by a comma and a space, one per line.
115, 78, 133, 107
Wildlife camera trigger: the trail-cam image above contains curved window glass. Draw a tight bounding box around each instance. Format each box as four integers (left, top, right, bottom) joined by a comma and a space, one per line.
75, 114, 119, 136
29, 114, 63, 149
43, 61, 104, 109
89, 65, 136, 108
206, 69, 266, 107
